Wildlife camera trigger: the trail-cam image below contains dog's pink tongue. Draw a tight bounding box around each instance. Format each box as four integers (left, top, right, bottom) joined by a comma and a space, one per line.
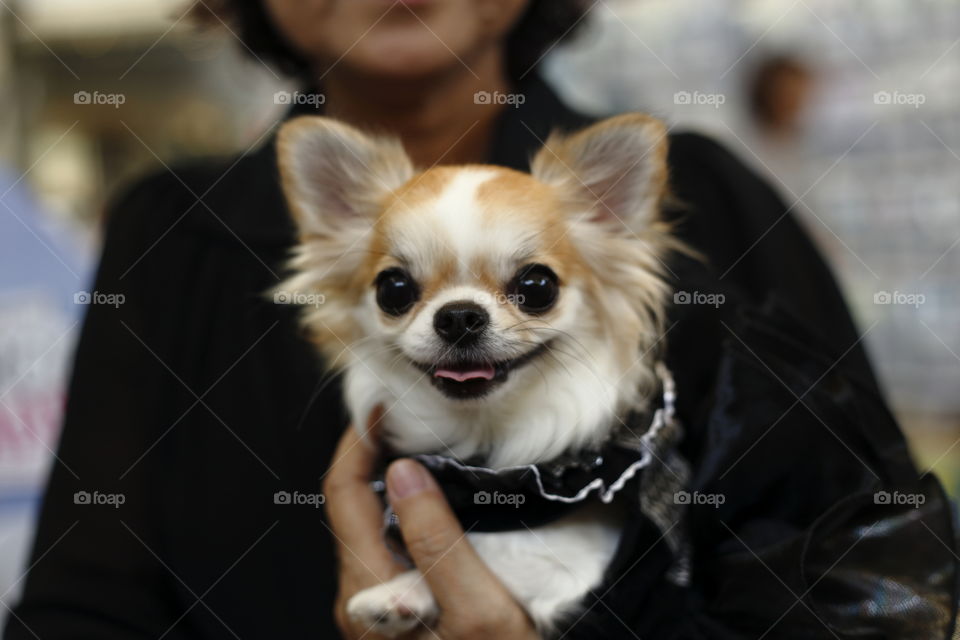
434, 365, 495, 382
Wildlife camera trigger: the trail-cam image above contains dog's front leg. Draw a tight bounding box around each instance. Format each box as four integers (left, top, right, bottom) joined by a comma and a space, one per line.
346, 505, 621, 637
346, 569, 438, 637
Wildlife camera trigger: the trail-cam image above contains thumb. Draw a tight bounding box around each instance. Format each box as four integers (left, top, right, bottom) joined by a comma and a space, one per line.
386, 459, 503, 608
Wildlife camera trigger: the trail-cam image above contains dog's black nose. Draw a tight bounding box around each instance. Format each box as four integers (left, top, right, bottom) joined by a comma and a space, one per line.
434, 302, 489, 344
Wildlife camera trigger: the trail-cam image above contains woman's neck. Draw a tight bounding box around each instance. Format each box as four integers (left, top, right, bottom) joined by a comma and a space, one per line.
318, 47, 511, 167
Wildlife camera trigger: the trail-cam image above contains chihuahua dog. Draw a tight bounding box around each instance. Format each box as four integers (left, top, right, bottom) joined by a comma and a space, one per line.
277, 113, 673, 636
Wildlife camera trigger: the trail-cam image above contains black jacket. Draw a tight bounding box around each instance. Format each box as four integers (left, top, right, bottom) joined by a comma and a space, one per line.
6, 75, 956, 639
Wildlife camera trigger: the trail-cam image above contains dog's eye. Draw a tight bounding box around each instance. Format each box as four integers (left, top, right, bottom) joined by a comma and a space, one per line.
509, 264, 559, 314
375, 268, 420, 316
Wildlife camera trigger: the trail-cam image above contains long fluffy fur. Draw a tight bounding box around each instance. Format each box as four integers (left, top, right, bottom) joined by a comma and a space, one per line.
275, 113, 676, 636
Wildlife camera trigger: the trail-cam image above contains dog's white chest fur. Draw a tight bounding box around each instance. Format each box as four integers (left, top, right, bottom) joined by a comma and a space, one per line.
347, 504, 625, 636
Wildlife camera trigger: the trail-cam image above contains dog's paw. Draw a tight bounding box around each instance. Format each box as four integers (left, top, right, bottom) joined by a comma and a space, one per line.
346, 571, 437, 637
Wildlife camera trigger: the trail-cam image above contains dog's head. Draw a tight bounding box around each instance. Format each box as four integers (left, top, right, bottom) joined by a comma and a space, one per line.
277, 114, 672, 462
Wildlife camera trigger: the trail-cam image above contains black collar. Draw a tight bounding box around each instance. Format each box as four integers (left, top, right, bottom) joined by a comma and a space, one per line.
378, 365, 683, 557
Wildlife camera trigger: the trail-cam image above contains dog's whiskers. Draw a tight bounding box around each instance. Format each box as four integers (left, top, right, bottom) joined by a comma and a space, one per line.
524, 326, 593, 360
504, 321, 594, 363
511, 335, 600, 380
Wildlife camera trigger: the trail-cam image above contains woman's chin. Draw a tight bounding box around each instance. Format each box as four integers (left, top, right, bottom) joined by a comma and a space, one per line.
341, 38, 477, 81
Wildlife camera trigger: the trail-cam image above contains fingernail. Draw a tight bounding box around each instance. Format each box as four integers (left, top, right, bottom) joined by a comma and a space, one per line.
387, 459, 434, 500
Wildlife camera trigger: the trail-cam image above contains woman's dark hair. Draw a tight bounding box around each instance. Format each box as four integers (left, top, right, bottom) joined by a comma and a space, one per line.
192, 0, 589, 83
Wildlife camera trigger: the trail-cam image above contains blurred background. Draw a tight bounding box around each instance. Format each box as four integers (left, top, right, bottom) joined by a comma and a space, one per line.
1, 0, 958, 625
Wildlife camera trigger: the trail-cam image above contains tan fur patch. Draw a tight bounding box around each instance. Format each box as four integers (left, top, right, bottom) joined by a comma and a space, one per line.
364, 166, 589, 300
473, 167, 590, 286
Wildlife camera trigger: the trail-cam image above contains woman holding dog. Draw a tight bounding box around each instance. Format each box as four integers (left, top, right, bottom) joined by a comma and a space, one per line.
6, 1, 955, 639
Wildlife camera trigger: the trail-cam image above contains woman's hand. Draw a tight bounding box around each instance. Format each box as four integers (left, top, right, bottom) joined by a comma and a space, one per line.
323, 410, 540, 639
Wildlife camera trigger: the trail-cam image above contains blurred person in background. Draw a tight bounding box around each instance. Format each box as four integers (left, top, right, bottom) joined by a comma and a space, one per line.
749, 54, 815, 139
4, 1, 956, 639
736, 53, 827, 252
744, 53, 817, 194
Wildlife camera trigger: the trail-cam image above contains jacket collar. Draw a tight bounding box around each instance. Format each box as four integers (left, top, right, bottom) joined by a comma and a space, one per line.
285, 73, 594, 170
181, 74, 594, 247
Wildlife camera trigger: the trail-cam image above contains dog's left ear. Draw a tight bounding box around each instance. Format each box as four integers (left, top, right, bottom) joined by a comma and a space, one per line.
531, 113, 668, 232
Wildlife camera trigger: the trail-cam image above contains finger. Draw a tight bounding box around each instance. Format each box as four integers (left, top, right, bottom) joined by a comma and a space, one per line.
327, 406, 383, 482
323, 407, 397, 583
386, 459, 506, 609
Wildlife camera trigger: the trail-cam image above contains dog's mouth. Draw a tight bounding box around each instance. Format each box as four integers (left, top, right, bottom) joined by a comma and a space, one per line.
412, 341, 552, 400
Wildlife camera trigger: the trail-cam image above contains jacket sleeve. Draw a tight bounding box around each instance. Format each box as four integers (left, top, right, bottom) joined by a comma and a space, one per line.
561, 136, 957, 640
664, 132, 881, 395
680, 306, 958, 640
560, 306, 958, 640
3, 175, 190, 640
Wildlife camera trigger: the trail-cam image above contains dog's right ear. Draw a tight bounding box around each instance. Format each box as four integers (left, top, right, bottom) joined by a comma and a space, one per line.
277, 117, 413, 237
530, 113, 668, 234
